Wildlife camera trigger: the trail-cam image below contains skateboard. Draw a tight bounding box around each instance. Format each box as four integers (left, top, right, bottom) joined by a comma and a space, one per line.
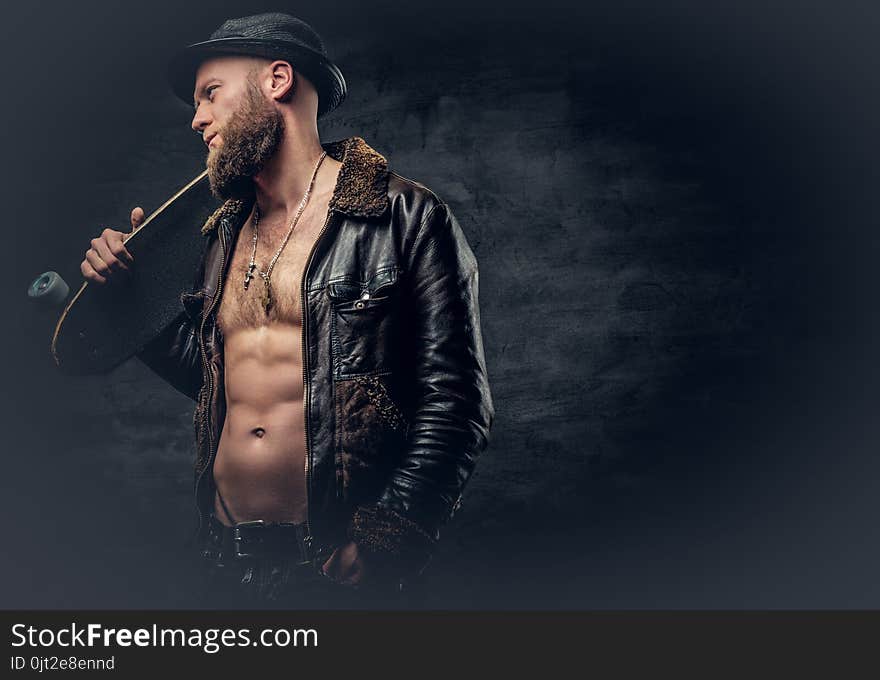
29, 170, 217, 374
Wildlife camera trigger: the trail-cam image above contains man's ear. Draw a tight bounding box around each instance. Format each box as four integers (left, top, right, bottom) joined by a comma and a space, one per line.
268, 60, 296, 103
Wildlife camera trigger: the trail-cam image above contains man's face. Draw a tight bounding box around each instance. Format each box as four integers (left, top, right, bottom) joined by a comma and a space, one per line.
191, 56, 285, 200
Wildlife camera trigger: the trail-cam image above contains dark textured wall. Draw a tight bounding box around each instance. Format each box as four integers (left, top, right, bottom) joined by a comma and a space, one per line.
3, 1, 879, 607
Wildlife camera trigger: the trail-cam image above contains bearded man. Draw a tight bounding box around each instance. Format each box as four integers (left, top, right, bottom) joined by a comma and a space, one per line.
80, 13, 494, 608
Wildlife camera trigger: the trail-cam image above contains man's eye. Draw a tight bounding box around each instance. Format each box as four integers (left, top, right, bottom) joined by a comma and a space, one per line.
207, 86, 218, 100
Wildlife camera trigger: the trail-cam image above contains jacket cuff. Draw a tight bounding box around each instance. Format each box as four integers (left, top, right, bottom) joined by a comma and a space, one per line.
347, 504, 437, 575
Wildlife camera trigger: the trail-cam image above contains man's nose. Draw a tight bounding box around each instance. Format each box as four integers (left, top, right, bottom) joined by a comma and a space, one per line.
191, 107, 211, 134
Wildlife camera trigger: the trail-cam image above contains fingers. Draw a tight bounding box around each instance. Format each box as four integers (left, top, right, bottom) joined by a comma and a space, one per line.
91, 232, 130, 274
321, 549, 339, 578
84, 247, 115, 281
80, 224, 135, 284
130, 206, 145, 231
104, 228, 135, 265
80, 258, 107, 285
322, 543, 365, 586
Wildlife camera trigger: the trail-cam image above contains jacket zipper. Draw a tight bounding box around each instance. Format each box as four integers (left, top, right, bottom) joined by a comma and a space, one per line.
194, 223, 228, 539
194, 208, 334, 547
301, 209, 336, 550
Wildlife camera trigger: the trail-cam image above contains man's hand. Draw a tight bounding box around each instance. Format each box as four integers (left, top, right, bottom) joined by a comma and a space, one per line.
321, 540, 366, 587
80, 207, 141, 284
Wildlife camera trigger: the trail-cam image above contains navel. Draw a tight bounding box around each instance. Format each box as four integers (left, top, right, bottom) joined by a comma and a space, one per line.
251, 427, 266, 439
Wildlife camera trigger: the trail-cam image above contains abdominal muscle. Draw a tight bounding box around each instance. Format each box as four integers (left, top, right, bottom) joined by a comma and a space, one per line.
212, 322, 308, 526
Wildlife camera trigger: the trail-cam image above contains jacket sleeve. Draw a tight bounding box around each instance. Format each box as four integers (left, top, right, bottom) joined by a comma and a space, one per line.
347, 201, 495, 574
135, 290, 205, 401
135, 234, 212, 401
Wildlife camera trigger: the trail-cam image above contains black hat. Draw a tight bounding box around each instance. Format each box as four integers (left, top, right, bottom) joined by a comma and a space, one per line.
168, 13, 346, 118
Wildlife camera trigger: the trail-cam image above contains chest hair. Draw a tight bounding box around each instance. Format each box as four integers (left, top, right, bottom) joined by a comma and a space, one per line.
217, 232, 305, 336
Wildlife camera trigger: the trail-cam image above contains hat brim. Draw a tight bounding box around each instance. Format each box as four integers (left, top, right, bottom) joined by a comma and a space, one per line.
168, 37, 346, 118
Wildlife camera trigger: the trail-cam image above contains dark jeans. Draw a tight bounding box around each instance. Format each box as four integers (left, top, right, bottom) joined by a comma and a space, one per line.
197, 517, 419, 609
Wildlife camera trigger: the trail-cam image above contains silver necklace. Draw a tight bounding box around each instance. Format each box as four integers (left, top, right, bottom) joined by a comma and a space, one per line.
243, 151, 327, 313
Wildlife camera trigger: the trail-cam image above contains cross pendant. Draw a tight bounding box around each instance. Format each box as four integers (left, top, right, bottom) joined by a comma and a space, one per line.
261, 277, 272, 314
244, 263, 256, 290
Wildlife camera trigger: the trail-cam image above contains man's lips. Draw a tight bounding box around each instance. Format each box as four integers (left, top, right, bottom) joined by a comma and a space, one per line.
206, 133, 217, 148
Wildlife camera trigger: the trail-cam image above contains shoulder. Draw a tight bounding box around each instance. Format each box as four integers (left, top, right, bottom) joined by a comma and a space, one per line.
386, 171, 448, 230
385, 171, 477, 273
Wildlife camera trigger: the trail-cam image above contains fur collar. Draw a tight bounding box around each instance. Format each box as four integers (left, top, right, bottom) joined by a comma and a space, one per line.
199, 136, 390, 235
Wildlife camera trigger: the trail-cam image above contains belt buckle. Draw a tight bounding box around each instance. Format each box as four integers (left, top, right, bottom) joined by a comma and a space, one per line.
201, 548, 222, 561
232, 520, 265, 559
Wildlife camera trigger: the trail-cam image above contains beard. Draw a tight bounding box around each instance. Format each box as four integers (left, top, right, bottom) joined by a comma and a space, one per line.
206, 77, 285, 201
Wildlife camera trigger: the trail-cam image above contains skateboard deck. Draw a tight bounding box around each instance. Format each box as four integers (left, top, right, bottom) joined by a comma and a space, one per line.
51, 170, 216, 374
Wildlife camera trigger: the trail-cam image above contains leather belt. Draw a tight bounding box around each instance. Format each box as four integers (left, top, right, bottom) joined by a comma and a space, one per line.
201, 513, 319, 564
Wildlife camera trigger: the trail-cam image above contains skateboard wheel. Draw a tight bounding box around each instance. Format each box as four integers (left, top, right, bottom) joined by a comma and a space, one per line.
28, 271, 70, 307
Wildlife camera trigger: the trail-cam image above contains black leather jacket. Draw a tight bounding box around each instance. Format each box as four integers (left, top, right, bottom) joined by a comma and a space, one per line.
138, 136, 494, 576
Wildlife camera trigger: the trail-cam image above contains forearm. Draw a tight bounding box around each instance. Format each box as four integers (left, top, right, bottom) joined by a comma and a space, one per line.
378, 262, 493, 534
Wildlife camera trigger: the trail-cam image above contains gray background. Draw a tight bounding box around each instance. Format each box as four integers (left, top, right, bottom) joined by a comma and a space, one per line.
3, 0, 879, 607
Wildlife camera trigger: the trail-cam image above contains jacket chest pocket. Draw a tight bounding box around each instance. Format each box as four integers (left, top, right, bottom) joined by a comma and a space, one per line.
328, 268, 401, 379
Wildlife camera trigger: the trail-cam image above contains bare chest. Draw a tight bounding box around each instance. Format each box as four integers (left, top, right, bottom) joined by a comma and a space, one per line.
217, 208, 329, 335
